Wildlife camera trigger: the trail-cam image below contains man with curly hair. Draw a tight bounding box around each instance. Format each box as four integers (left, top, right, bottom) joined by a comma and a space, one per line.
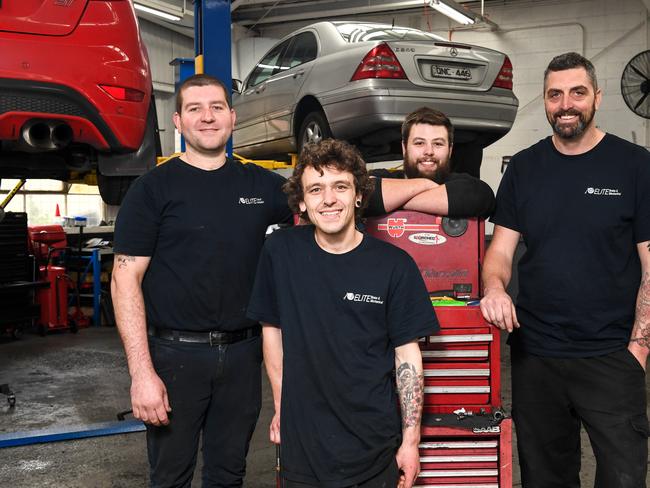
247, 139, 439, 488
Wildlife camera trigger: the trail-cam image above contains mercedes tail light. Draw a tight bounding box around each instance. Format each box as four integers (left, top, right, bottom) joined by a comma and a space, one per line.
351, 43, 407, 81
492, 56, 513, 90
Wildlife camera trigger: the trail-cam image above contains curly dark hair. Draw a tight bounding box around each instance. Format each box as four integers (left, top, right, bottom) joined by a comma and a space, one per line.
283, 139, 374, 222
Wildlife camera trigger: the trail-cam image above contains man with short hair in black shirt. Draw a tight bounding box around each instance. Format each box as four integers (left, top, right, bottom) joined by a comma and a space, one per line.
247, 139, 438, 488
365, 107, 495, 219
480, 52, 650, 488
111, 74, 294, 487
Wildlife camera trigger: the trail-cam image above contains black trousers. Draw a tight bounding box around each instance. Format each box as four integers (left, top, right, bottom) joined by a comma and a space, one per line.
146, 335, 262, 488
511, 348, 649, 488
282, 458, 399, 488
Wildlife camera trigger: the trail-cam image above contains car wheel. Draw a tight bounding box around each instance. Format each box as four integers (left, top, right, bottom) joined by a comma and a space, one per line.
97, 173, 136, 206
451, 143, 483, 178
298, 111, 332, 152
96, 96, 160, 205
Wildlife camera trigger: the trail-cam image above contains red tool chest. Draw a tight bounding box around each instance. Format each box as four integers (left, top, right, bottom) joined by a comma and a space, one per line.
416, 419, 513, 488
365, 211, 512, 487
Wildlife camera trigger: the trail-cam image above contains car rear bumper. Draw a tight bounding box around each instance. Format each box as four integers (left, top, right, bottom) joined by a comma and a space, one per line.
321, 85, 518, 144
0, 78, 118, 150
0, 77, 151, 152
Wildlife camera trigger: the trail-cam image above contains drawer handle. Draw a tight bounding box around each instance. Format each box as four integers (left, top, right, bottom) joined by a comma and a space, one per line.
424, 369, 490, 377
422, 350, 488, 358
425, 386, 490, 393
428, 334, 493, 343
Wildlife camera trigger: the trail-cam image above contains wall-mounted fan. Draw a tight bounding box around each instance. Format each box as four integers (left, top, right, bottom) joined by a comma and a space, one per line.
621, 50, 650, 119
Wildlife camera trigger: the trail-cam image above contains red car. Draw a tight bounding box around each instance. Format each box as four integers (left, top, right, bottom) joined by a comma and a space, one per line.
0, 0, 159, 205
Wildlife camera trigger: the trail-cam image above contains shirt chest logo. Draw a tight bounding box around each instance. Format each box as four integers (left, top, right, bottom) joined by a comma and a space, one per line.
584, 187, 621, 197
238, 197, 265, 205
343, 292, 384, 305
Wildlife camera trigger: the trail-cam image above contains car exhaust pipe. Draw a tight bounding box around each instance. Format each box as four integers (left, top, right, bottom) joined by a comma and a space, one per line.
23, 122, 52, 149
51, 123, 73, 148
22, 121, 73, 150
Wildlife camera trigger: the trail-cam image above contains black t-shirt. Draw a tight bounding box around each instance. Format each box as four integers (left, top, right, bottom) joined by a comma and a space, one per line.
247, 226, 439, 487
113, 157, 292, 332
493, 134, 650, 357
365, 170, 495, 218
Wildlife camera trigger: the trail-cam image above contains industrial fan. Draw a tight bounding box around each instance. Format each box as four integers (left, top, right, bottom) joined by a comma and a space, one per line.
621, 50, 650, 119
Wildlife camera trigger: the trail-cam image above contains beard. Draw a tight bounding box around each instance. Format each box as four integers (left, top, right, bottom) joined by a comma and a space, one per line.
404, 152, 451, 184
547, 102, 596, 140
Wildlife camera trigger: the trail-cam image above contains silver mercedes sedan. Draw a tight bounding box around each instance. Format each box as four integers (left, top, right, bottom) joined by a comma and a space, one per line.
232, 21, 519, 171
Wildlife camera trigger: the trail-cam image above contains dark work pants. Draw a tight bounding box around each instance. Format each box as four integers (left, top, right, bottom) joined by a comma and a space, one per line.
511, 348, 649, 488
283, 458, 399, 488
146, 335, 262, 488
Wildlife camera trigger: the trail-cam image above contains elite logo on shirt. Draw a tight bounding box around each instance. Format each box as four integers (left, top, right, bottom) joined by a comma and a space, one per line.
584, 187, 621, 196
343, 292, 384, 305
238, 197, 265, 205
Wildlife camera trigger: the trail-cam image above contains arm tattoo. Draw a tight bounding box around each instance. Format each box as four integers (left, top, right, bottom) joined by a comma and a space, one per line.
396, 362, 424, 428
630, 270, 650, 349
116, 255, 136, 269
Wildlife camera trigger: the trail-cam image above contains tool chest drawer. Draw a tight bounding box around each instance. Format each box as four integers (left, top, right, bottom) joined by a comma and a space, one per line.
420, 321, 500, 412
421, 359, 498, 411
421, 327, 494, 361
434, 306, 490, 329
416, 419, 512, 488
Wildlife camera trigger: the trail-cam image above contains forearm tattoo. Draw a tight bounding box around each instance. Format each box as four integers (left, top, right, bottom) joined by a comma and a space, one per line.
630, 270, 650, 349
396, 362, 424, 428
116, 255, 136, 269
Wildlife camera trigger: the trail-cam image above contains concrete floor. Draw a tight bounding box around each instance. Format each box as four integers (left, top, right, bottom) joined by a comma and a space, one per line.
0, 327, 277, 488
1, 326, 648, 487
1, 240, 649, 488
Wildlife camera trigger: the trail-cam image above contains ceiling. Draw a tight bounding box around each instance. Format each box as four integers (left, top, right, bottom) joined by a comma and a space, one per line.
135, 0, 539, 37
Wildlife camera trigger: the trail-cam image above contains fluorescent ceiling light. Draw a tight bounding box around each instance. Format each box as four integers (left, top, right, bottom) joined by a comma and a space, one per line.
429, 0, 475, 25
134, 2, 182, 22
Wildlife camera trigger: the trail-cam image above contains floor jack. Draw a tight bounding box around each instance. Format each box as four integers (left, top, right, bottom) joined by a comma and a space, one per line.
28, 225, 90, 334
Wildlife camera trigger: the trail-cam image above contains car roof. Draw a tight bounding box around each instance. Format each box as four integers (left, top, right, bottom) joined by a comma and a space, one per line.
279, 20, 447, 43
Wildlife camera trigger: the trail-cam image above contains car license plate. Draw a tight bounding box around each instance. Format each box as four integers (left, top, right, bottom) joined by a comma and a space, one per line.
431, 64, 472, 81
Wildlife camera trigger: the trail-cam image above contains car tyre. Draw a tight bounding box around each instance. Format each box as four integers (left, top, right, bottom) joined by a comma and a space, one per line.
97, 97, 160, 205
298, 111, 332, 152
97, 173, 136, 206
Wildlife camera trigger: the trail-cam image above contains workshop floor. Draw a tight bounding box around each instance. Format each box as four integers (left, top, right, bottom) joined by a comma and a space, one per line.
2, 327, 648, 487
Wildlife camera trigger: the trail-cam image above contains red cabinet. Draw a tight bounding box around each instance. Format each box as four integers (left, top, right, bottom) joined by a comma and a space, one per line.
366, 211, 512, 487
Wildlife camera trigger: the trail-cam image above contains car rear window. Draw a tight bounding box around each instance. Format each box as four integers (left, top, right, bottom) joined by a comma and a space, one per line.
334, 23, 445, 43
